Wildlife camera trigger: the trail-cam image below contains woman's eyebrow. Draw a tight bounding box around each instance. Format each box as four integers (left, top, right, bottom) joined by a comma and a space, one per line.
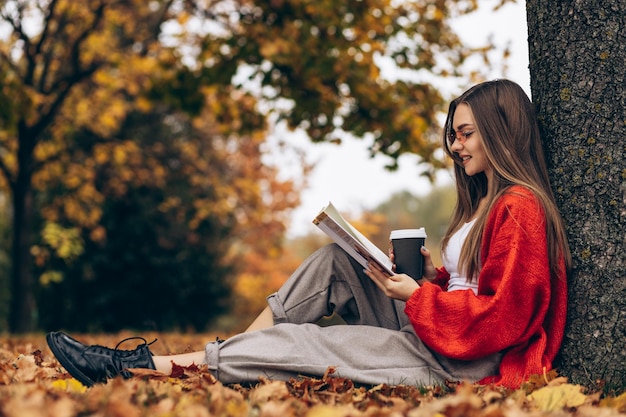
453, 123, 474, 131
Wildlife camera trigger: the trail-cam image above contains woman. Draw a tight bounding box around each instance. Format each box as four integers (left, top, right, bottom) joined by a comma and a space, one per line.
46, 79, 571, 389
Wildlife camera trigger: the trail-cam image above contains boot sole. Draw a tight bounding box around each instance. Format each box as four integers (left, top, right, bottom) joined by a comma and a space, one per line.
46, 332, 98, 387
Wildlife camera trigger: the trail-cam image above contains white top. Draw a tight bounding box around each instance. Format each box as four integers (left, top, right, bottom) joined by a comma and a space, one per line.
442, 219, 479, 294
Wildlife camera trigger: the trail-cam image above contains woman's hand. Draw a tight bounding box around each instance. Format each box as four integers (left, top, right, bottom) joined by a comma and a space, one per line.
364, 262, 419, 301
389, 244, 438, 286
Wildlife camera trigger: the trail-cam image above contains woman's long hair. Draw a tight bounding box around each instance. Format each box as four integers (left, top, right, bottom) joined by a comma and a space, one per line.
441, 79, 571, 282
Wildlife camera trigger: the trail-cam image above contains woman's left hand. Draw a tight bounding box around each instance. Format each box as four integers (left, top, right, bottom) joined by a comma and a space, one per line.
364, 262, 420, 301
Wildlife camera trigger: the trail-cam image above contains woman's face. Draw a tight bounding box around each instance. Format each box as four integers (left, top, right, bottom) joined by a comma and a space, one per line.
450, 103, 492, 179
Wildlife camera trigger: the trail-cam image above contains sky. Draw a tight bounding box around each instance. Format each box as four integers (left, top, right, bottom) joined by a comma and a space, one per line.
274, 0, 531, 237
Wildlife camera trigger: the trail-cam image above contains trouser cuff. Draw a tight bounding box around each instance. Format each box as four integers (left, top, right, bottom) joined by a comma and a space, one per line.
266, 292, 288, 324
204, 339, 221, 379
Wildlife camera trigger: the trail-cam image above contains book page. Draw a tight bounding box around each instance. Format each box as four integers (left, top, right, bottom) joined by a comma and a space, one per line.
313, 202, 393, 275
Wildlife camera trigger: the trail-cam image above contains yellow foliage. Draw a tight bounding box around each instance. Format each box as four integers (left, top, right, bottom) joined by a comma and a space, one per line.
34, 141, 60, 162
2, 153, 17, 175
63, 174, 82, 190
135, 96, 153, 112
39, 270, 64, 286
113, 146, 128, 166
158, 196, 182, 213
40, 222, 84, 261
77, 183, 104, 204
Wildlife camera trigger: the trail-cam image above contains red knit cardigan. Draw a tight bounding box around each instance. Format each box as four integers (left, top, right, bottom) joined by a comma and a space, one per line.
404, 185, 568, 389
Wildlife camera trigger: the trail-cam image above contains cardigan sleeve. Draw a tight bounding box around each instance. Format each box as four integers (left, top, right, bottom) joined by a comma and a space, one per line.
430, 267, 450, 290
404, 187, 554, 361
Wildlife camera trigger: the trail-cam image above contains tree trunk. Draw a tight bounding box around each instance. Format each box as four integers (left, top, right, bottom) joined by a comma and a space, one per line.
527, 0, 625, 391
8, 129, 36, 333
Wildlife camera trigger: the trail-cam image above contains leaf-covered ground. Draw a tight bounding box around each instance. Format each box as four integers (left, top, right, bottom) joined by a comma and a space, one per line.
1, 332, 624, 417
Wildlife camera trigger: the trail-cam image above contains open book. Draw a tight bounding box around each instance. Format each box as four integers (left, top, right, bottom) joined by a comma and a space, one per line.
312, 202, 393, 276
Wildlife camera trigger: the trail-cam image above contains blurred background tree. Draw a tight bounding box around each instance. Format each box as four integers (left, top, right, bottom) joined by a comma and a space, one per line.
0, 0, 499, 332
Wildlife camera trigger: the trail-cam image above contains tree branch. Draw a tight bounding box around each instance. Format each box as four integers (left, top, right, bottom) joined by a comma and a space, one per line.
32, 1, 105, 138
36, 0, 60, 92
34, 0, 59, 56
40, 0, 105, 95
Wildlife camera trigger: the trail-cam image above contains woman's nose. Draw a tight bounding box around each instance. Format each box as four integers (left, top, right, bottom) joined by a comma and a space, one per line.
450, 139, 463, 152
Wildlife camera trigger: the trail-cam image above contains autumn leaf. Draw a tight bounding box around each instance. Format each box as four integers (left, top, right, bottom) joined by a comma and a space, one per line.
527, 383, 587, 411
50, 378, 88, 394
600, 391, 626, 413
248, 380, 290, 405
306, 404, 358, 417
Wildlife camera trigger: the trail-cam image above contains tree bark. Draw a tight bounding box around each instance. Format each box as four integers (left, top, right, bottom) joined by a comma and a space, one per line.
527, 0, 625, 391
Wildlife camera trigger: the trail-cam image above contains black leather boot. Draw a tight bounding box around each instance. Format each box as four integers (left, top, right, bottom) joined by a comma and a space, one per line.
46, 331, 157, 387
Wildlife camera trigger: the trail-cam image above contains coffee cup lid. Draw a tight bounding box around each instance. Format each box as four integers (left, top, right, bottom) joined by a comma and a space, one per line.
390, 228, 427, 239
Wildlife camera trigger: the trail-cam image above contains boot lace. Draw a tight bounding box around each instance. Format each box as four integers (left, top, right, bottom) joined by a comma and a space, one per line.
114, 336, 158, 352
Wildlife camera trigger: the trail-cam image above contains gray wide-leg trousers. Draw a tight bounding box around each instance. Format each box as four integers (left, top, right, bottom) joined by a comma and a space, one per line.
204, 244, 501, 386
